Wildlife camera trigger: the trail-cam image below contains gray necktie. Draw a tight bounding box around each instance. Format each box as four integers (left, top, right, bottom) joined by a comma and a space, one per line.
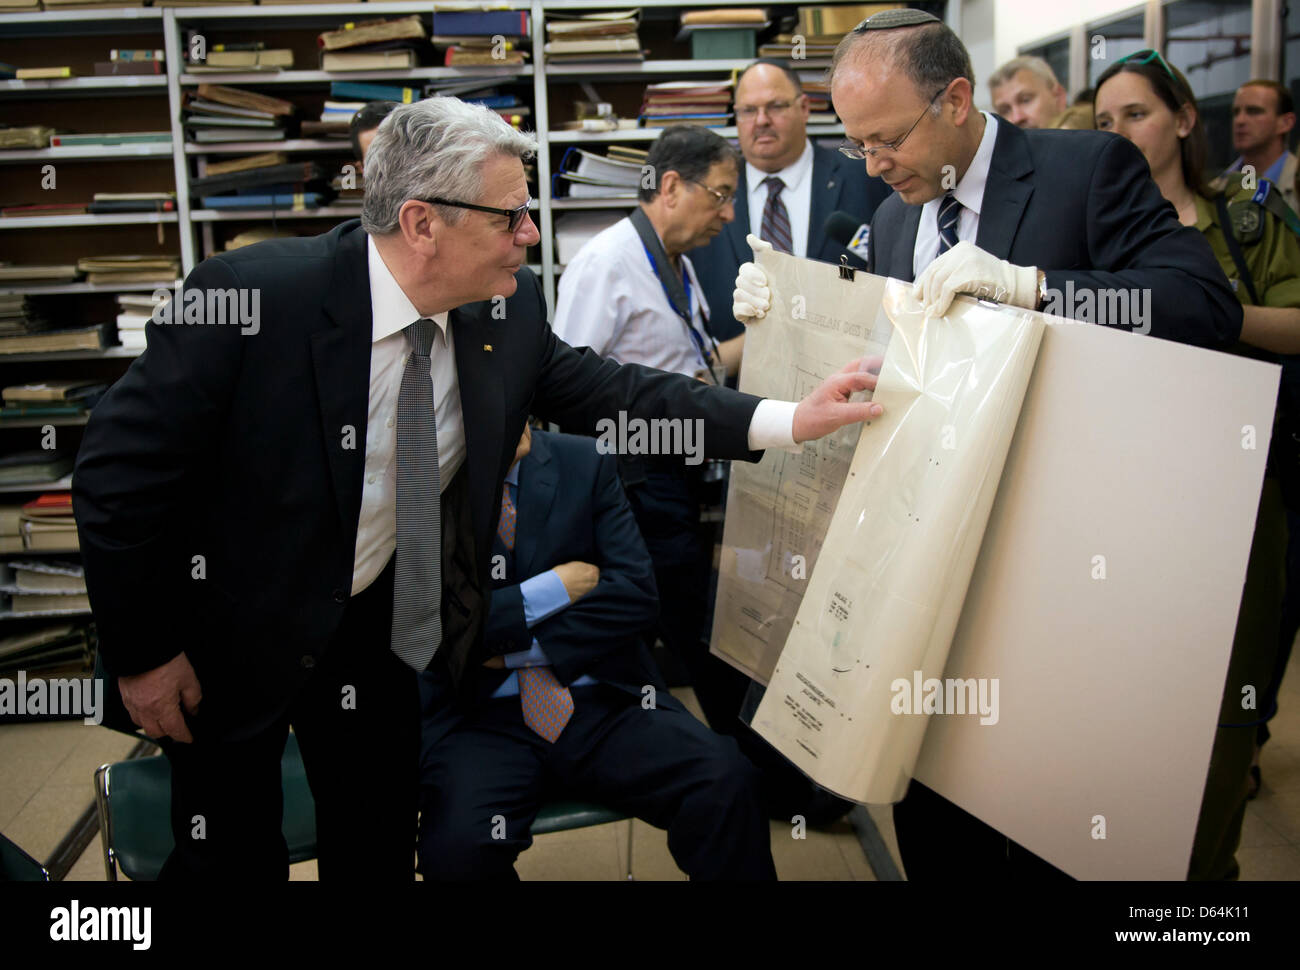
390, 318, 442, 671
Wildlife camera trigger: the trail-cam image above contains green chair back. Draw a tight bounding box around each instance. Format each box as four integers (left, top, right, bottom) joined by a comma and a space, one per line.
96, 733, 317, 880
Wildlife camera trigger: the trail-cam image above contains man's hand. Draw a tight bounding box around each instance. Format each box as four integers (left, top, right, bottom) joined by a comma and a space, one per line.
913, 241, 1038, 317
732, 234, 774, 325
118, 652, 203, 744
792, 356, 884, 444
553, 560, 600, 603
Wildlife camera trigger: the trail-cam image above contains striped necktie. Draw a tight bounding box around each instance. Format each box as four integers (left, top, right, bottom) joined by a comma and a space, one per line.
390, 318, 442, 671
498, 483, 574, 742
760, 176, 793, 254
937, 193, 962, 254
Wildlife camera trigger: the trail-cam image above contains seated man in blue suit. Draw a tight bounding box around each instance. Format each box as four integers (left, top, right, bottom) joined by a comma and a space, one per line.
417, 426, 777, 880
688, 59, 891, 343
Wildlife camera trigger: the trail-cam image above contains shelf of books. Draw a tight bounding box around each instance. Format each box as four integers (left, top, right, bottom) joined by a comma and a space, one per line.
0, 0, 883, 648
0, 0, 174, 655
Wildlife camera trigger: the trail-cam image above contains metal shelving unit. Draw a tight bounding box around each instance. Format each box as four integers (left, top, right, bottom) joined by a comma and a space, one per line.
1, 213, 177, 230
0, 0, 847, 303
0, 143, 173, 164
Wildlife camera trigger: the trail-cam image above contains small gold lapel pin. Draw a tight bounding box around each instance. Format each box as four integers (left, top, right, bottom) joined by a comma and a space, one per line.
483, 344, 493, 352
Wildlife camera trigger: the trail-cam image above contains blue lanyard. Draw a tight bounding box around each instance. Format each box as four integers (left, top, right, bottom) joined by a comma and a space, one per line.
640, 240, 711, 369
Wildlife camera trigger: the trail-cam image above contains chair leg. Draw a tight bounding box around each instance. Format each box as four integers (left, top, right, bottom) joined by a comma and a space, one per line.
624, 817, 634, 881
93, 764, 118, 882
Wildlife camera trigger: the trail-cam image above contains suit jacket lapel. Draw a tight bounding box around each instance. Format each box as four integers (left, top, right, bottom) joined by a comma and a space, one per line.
514, 433, 557, 580
311, 224, 372, 533
722, 167, 750, 268
975, 118, 1034, 261
895, 204, 923, 282
808, 145, 844, 262
451, 301, 505, 552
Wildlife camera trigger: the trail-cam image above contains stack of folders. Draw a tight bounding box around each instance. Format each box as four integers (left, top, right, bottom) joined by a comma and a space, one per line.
799, 70, 837, 124
0, 556, 89, 618
16, 493, 78, 555
0, 295, 25, 338
0, 621, 94, 684
0, 452, 74, 489
192, 158, 329, 211
115, 295, 155, 351
552, 147, 643, 199
0, 127, 54, 149
43, 0, 144, 8
76, 255, 179, 286
318, 16, 435, 72
0, 293, 113, 356
554, 211, 626, 265
0, 265, 80, 286
1, 380, 106, 421
95, 47, 164, 77
432, 8, 531, 66
187, 42, 294, 73
677, 8, 769, 59
0, 504, 21, 554
640, 81, 733, 128
49, 131, 171, 149
184, 84, 295, 144
88, 193, 176, 215
759, 3, 899, 59
544, 9, 641, 64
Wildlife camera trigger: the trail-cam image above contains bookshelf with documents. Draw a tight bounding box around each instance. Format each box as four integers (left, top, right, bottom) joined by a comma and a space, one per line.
164, 4, 538, 261
534, 1, 885, 307
0, 8, 182, 376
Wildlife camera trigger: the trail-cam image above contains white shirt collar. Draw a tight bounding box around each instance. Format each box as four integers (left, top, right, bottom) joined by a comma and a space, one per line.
951, 111, 999, 217
747, 138, 815, 198
367, 234, 450, 344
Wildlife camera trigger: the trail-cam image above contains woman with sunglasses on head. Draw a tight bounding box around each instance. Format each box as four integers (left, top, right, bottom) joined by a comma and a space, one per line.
1095, 51, 1298, 881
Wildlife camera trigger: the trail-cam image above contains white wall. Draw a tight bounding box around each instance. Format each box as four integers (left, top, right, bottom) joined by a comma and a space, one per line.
989, 0, 1143, 66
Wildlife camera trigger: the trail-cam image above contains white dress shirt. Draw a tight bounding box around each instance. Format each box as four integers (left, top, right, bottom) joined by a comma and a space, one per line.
912, 111, 999, 279
355, 229, 801, 596
352, 236, 465, 594
554, 217, 714, 378
746, 139, 815, 257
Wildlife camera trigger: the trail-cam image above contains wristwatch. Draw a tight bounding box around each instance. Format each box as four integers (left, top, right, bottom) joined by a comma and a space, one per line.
1035, 269, 1048, 310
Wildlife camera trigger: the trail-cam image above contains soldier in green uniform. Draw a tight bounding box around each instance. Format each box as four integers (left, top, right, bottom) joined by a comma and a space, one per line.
1096, 51, 1300, 880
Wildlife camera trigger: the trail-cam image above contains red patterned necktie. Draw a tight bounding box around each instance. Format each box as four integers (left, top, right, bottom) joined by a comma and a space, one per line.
497, 485, 516, 550
519, 666, 574, 743
498, 484, 573, 742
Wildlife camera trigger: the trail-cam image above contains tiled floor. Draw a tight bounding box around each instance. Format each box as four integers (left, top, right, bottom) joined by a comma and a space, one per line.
4, 652, 1299, 881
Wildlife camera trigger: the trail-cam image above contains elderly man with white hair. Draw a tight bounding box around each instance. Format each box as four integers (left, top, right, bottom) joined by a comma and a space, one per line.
72, 96, 883, 881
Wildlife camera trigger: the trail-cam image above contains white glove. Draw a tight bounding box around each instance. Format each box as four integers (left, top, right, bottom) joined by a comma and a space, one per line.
913, 240, 1039, 317
732, 234, 773, 324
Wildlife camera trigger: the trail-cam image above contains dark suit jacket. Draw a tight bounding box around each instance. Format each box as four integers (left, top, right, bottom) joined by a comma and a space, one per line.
71, 219, 764, 741
420, 429, 675, 751
867, 122, 1243, 349
689, 141, 891, 340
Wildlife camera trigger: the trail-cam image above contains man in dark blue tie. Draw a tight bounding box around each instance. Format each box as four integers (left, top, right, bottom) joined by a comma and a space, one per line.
416, 426, 777, 880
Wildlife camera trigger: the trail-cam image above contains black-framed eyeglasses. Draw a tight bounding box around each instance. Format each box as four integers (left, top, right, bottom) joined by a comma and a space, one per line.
839, 84, 948, 160
423, 196, 532, 233
1112, 48, 1178, 84
687, 179, 736, 208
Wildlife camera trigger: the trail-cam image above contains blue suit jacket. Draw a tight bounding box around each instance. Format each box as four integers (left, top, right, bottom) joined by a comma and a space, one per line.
420, 430, 675, 751
688, 142, 891, 340
866, 122, 1243, 349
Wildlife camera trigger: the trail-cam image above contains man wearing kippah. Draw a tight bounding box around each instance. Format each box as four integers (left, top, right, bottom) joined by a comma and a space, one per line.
732, 8, 1243, 881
